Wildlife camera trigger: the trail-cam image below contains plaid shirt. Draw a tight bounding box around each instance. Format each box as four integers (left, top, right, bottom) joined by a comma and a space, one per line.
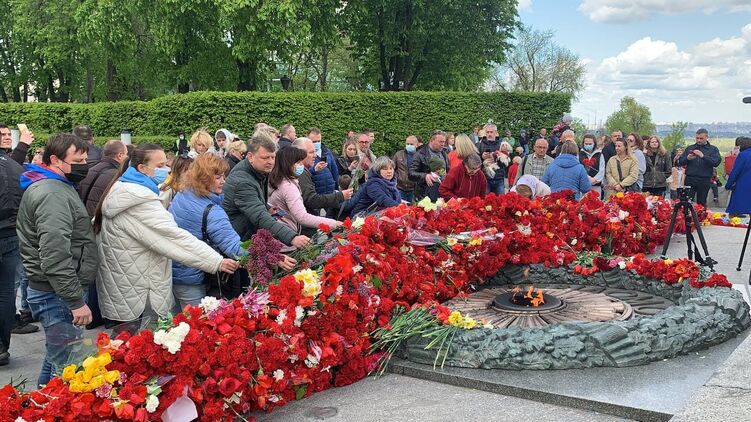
530, 156, 548, 179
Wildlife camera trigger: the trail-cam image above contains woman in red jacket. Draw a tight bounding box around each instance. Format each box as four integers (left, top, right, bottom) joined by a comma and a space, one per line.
439, 154, 487, 200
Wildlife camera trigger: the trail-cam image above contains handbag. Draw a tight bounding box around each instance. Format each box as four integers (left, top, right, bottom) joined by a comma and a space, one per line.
201, 204, 231, 297
616, 160, 639, 193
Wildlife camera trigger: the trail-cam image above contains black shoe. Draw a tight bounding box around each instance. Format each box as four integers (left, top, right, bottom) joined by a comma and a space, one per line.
0, 351, 9, 366
18, 310, 36, 324
713, 198, 719, 205
12, 320, 39, 334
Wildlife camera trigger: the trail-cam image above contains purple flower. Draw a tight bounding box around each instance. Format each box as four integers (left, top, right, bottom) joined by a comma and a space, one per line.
240, 290, 270, 319
246, 230, 285, 285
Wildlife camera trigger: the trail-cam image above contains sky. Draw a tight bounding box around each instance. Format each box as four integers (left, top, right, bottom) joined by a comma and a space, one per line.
516, 0, 751, 125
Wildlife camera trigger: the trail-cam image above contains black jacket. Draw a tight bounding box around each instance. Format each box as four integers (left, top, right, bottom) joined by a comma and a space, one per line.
78, 157, 121, 217
644, 152, 672, 189
678, 142, 722, 179
0, 149, 24, 237
222, 158, 296, 243
226, 154, 242, 175
408, 145, 449, 200
278, 137, 294, 150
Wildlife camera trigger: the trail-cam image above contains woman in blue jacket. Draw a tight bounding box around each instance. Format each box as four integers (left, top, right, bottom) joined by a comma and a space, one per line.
542, 141, 591, 199
351, 156, 402, 216
169, 153, 249, 307
725, 138, 751, 216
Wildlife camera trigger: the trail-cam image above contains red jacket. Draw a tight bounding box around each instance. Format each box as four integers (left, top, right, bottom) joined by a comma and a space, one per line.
725, 153, 737, 176
507, 163, 519, 186
439, 163, 487, 200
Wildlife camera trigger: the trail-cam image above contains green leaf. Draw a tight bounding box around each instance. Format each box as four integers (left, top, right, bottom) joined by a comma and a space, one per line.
294, 384, 308, 400
371, 276, 382, 289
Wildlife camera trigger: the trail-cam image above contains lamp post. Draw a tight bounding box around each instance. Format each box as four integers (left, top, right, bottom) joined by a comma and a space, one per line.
280, 75, 292, 91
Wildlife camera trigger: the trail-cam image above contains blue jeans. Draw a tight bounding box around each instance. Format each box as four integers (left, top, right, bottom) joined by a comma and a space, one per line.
487, 179, 505, 195
173, 284, 206, 313
27, 287, 89, 387
398, 189, 414, 204
14, 260, 29, 312
0, 236, 19, 353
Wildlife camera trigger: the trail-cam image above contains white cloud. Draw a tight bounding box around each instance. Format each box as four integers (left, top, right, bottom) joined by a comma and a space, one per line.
573, 23, 751, 123
518, 0, 533, 12
578, 0, 751, 23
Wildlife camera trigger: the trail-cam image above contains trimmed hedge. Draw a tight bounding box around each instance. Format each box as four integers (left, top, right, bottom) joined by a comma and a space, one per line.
0, 91, 570, 155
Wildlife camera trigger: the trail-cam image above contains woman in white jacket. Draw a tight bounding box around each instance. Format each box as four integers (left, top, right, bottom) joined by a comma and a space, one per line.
93, 144, 239, 324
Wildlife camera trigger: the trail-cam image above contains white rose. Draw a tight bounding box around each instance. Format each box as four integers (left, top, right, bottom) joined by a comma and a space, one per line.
145, 395, 160, 413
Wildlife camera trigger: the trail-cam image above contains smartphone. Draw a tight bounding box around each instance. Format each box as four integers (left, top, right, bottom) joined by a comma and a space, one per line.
319, 155, 327, 163
17, 123, 29, 133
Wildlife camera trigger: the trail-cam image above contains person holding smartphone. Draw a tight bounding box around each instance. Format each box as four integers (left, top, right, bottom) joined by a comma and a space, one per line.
677, 128, 721, 206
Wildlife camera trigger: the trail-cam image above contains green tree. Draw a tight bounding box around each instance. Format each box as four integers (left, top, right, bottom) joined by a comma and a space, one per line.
605, 96, 656, 136
490, 25, 587, 100
662, 121, 688, 152
342, 0, 518, 91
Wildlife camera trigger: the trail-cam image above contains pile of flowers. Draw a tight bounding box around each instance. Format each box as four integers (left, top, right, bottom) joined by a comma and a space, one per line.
705, 212, 749, 229
0, 192, 732, 421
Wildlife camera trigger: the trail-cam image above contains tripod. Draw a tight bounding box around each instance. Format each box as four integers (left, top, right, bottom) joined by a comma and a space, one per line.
660, 187, 717, 271
737, 222, 750, 284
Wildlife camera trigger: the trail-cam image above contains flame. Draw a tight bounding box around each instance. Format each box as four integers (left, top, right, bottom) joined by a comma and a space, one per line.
510, 285, 545, 307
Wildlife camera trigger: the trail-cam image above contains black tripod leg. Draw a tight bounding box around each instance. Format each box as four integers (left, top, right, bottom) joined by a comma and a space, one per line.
738, 223, 751, 271
687, 205, 715, 270
683, 205, 695, 261
661, 204, 682, 257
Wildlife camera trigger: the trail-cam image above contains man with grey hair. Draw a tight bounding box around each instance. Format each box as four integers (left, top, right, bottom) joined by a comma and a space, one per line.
409, 130, 449, 200
477, 123, 506, 195
277, 124, 297, 149
223, 131, 309, 248
553, 129, 576, 157
292, 137, 353, 230
521, 138, 554, 179
438, 153, 487, 200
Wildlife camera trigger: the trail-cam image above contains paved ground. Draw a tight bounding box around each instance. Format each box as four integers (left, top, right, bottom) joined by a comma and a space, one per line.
1, 206, 749, 421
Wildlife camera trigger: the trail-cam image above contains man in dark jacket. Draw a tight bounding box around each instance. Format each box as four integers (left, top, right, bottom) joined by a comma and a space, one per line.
393, 135, 418, 203
1, 124, 35, 165
307, 128, 339, 196
277, 124, 297, 149
73, 125, 102, 167
0, 137, 25, 366
223, 132, 309, 248
678, 128, 722, 206
79, 140, 128, 216
16, 133, 99, 386
476, 123, 506, 195
409, 130, 449, 201
76, 140, 127, 329
293, 137, 353, 230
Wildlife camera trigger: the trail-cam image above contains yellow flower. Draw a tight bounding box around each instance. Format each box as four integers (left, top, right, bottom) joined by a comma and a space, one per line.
88, 375, 105, 390
730, 217, 742, 226
712, 212, 723, 219
446, 237, 458, 246
447, 311, 463, 326
462, 316, 477, 330
62, 364, 77, 381
485, 205, 492, 211
468, 238, 482, 246
296, 269, 322, 298
417, 196, 439, 212
616, 192, 624, 198
69, 380, 86, 393
663, 258, 673, 265
104, 370, 120, 384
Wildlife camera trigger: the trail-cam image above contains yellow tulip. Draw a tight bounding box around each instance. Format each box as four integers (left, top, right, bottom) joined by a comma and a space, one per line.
104, 370, 120, 384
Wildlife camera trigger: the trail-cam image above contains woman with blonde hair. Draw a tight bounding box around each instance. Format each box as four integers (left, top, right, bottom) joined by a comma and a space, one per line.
448, 134, 479, 169
336, 138, 360, 177
188, 129, 214, 158
643, 135, 671, 197
225, 140, 247, 175
604, 138, 639, 199
159, 154, 193, 208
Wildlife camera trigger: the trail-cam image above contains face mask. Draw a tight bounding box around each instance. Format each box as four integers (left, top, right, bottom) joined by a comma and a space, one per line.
583, 144, 594, 152
63, 162, 89, 184
405, 145, 416, 153
151, 167, 170, 185
313, 142, 322, 154
294, 164, 305, 177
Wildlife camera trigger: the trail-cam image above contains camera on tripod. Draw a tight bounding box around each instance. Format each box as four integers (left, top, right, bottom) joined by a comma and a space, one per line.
675, 186, 693, 202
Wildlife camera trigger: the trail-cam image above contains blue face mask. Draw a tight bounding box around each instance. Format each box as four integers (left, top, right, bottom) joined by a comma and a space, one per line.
294, 164, 305, 177
313, 142, 322, 154
151, 167, 169, 185
405, 144, 416, 153
583, 144, 594, 152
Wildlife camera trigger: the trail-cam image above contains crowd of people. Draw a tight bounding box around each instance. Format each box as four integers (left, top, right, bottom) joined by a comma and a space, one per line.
1, 118, 750, 389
